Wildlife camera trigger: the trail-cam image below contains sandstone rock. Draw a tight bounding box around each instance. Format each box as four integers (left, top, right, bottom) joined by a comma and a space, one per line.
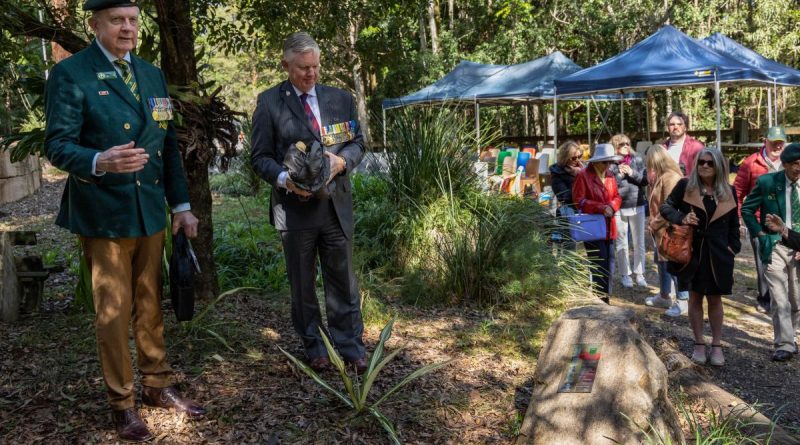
0, 232, 20, 323
0, 152, 42, 204
518, 305, 683, 445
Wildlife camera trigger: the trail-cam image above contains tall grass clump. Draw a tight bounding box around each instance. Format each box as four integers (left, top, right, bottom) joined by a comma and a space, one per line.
384, 106, 488, 207
369, 106, 592, 307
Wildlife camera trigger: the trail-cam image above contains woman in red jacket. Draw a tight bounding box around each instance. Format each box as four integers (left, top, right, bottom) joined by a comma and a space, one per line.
573, 143, 623, 303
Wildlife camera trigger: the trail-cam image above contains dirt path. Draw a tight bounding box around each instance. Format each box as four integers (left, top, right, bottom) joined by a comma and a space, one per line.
612, 250, 800, 432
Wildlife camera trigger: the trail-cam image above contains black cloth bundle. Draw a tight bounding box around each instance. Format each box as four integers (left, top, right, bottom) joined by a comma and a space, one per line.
282, 140, 335, 198
169, 230, 199, 321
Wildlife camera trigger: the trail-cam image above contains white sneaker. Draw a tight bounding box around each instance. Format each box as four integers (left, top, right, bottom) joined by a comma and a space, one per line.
635, 274, 648, 287
645, 295, 672, 309
665, 300, 688, 317
621, 275, 634, 288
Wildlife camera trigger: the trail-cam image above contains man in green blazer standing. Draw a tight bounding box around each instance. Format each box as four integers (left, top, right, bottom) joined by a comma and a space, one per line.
742, 143, 800, 363
44, 0, 205, 441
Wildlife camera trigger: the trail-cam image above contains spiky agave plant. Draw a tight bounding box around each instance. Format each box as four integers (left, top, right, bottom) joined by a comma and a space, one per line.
279, 317, 452, 444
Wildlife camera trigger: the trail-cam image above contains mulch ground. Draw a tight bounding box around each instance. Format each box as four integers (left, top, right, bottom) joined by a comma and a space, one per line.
1, 168, 799, 443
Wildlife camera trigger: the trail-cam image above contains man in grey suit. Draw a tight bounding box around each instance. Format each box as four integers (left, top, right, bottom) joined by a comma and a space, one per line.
251, 32, 367, 372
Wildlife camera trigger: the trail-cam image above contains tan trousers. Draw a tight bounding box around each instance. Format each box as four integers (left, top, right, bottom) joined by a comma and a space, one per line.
765, 243, 800, 353
81, 231, 174, 410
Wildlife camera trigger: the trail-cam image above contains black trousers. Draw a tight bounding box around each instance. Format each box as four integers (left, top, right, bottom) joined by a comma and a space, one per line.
279, 203, 366, 361
585, 239, 615, 296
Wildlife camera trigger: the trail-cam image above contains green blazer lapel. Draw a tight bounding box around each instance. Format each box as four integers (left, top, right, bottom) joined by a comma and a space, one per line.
280, 81, 320, 141
775, 175, 786, 220
89, 42, 143, 118
130, 57, 154, 121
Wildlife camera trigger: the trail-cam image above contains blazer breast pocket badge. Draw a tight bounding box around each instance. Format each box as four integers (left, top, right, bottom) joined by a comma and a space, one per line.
96, 71, 118, 80
148, 97, 174, 130
321, 120, 357, 146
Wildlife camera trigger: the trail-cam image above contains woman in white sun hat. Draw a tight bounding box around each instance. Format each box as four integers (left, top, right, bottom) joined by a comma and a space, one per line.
573, 143, 622, 304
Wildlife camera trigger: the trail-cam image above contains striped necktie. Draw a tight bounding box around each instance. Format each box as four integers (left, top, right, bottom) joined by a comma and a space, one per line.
792, 182, 800, 229
114, 59, 140, 102
299, 93, 320, 134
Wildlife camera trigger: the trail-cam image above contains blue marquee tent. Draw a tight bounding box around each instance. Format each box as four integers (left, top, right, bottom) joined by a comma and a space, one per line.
701, 33, 800, 87
381, 61, 507, 110
553, 25, 778, 148
554, 25, 775, 96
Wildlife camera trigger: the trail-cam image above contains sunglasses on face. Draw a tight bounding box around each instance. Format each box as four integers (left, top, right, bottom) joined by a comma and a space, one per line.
569, 156, 580, 161
697, 159, 714, 167
619, 142, 630, 146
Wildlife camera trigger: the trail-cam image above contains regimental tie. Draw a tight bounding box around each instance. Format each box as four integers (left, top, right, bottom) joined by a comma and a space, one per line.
299, 93, 320, 135
114, 59, 140, 102
792, 182, 800, 229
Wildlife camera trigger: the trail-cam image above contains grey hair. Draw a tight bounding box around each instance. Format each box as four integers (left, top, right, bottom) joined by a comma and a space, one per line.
283, 32, 320, 61
686, 148, 732, 202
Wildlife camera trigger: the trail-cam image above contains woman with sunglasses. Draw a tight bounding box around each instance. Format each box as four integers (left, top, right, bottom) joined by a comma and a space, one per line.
660, 148, 741, 366
609, 133, 649, 289
552, 140, 585, 249
573, 143, 623, 303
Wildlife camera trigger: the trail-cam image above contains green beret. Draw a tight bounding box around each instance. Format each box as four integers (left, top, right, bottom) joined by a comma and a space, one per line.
83, 0, 138, 11
780, 143, 800, 164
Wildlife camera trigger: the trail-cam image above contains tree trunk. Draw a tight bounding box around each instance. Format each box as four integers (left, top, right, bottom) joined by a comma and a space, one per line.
348, 18, 371, 147
448, 0, 454, 30
419, 10, 428, 51
428, 0, 439, 55
154, 0, 218, 300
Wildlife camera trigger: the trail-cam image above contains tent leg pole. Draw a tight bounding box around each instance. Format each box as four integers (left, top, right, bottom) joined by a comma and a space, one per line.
715, 76, 721, 150
620, 93, 624, 133
475, 100, 481, 155
382, 108, 387, 149
767, 88, 773, 128
587, 99, 591, 147
553, 95, 558, 151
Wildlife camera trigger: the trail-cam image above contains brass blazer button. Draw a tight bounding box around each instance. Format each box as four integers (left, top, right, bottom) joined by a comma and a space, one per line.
136, 180, 141, 186
124, 123, 131, 130
155, 179, 160, 184
157, 150, 162, 157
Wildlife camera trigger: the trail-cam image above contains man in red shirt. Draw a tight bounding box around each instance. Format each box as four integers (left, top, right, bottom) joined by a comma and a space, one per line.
735, 126, 786, 313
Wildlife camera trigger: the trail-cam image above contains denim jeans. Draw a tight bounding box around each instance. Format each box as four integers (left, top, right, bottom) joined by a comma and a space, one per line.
654, 249, 688, 300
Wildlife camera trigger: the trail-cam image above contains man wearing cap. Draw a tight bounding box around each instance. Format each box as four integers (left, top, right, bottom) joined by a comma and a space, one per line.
735, 126, 787, 314
250, 32, 367, 373
44, 0, 205, 441
742, 142, 800, 362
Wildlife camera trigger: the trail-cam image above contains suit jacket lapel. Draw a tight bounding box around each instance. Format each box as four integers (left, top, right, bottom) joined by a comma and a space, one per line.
280, 81, 320, 141
89, 42, 143, 117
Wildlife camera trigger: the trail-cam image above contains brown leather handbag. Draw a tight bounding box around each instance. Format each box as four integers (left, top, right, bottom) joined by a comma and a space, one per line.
658, 223, 693, 265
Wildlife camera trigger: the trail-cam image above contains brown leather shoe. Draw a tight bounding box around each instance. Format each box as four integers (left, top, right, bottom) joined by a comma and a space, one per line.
347, 357, 368, 374
112, 408, 153, 442
308, 356, 331, 372
142, 386, 207, 418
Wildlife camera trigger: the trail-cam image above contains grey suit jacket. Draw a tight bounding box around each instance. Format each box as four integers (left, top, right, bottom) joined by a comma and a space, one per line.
250, 80, 364, 237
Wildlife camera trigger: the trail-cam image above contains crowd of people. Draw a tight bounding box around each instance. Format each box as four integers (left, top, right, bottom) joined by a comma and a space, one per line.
553, 113, 799, 368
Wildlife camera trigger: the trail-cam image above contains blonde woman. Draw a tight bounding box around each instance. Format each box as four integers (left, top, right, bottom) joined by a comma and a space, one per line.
660, 148, 740, 366
645, 145, 689, 316
609, 133, 649, 288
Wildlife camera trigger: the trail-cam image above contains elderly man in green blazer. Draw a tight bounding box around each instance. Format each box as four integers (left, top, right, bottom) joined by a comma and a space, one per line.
44, 0, 205, 441
742, 142, 800, 363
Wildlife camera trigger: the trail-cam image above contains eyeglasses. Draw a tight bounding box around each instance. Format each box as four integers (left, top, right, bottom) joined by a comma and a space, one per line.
697, 159, 714, 167
569, 156, 580, 161
619, 142, 631, 146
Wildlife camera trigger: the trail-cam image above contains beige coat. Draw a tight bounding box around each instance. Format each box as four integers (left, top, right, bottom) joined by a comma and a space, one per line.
648, 170, 682, 243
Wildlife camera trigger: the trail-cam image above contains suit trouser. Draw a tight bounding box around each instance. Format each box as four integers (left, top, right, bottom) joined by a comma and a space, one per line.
750, 236, 770, 301
280, 203, 366, 361
81, 231, 174, 410
614, 209, 646, 277
764, 243, 800, 353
